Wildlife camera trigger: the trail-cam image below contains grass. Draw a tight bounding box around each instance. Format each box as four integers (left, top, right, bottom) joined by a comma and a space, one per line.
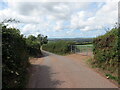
75, 45, 93, 52
105, 73, 118, 81
87, 58, 119, 85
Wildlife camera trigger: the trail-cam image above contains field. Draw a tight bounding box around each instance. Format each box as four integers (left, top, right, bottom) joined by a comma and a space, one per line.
74, 44, 93, 53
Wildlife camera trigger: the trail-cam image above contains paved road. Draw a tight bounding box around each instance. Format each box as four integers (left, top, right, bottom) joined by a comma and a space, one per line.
27, 50, 118, 88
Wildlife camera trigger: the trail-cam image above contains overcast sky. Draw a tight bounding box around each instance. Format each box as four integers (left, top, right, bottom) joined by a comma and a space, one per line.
0, 0, 118, 38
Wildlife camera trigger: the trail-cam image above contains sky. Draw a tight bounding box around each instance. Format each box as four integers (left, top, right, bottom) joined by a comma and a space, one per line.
0, 0, 119, 38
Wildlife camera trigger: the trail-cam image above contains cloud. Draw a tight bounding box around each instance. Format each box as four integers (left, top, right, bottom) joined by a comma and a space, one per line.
0, 1, 118, 38
69, 1, 118, 31
53, 21, 63, 31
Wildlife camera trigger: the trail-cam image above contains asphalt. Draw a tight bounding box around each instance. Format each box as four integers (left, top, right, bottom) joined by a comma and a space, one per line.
27, 50, 118, 88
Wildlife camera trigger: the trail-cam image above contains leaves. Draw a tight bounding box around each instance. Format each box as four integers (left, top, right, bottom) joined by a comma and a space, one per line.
93, 28, 118, 73
43, 40, 72, 55
26, 34, 48, 56
2, 23, 48, 88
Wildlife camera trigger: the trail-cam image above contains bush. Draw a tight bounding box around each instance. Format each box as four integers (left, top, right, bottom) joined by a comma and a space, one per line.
2, 25, 29, 88
93, 28, 118, 73
26, 34, 48, 57
42, 40, 74, 55
2, 24, 48, 88
26, 35, 41, 57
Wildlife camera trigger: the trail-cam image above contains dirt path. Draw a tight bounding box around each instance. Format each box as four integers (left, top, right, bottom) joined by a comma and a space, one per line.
27, 50, 118, 88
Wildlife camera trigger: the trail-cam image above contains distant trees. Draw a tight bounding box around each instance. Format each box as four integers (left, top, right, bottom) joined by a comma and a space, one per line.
48, 38, 93, 45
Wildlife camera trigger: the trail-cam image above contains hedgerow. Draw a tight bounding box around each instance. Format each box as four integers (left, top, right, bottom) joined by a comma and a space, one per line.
93, 28, 118, 74
2, 23, 48, 88
42, 40, 74, 55
2, 25, 29, 88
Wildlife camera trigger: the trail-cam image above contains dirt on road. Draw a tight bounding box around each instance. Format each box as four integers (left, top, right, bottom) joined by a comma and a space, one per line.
27, 51, 118, 88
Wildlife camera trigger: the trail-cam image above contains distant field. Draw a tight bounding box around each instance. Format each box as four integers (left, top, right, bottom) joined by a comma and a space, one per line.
75, 44, 93, 52
48, 38, 93, 44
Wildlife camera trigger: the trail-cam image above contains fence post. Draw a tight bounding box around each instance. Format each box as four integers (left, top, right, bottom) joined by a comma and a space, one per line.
71, 45, 72, 53
75, 45, 76, 53
86, 46, 88, 56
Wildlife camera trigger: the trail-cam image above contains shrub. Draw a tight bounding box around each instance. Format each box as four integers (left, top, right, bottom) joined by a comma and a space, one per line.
26, 35, 41, 57
42, 40, 73, 55
2, 25, 29, 88
26, 34, 48, 57
93, 28, 118, 73
2, 24, 48, 88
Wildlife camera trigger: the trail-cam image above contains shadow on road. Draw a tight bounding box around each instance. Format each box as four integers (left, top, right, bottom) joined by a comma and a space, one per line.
27, 64, 65, 88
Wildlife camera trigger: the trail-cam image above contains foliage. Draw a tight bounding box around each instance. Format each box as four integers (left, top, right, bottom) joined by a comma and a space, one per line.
2, 24, 29, 88
93, 28, 118, 75
42, 40, 74, 55
105, 73, 118, 81
75, 45, 93, 53
26, 34, 48, 57
26, 35, 40, 57
2, 23, 48, 88
49, 38, 93, 45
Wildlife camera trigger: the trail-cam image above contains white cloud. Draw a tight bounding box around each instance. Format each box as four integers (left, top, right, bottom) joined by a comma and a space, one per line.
0, 1, 118, 38
70, 1, 118, 31
53, 20, 64, 31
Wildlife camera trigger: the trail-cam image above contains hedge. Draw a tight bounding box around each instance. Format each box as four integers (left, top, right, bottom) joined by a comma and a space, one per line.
93, 28, 118, 73
42, 41, 74, 55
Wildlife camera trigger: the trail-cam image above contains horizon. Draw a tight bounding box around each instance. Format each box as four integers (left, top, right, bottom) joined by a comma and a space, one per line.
48, 37, 94, 39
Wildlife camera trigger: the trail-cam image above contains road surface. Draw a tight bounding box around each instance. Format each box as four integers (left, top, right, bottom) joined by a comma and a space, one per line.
27, 50, 118, 88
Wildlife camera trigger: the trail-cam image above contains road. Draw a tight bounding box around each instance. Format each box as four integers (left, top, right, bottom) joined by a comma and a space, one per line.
27, 50, 118, 88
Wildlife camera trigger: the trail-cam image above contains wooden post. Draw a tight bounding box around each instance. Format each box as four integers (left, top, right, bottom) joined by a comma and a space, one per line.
71, 45, 72, 53
75, 46, 76, 53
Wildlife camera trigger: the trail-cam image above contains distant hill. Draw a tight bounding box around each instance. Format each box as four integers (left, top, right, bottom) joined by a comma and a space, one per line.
48, 38, 93, 44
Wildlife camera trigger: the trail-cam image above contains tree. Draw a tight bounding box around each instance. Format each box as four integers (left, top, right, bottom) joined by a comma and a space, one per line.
43, 36, 48, 44
37, 34, 48, 46
37, 34, 43, 46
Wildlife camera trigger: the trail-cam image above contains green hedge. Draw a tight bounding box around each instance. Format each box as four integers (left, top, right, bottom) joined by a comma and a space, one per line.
93, 28, 118, 73
2, 25, 29, 88
2, 24, 47, 88
42, 41, 73, 55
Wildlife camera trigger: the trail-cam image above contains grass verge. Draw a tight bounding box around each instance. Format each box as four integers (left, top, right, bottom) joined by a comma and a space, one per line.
87, 58, 119, 87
